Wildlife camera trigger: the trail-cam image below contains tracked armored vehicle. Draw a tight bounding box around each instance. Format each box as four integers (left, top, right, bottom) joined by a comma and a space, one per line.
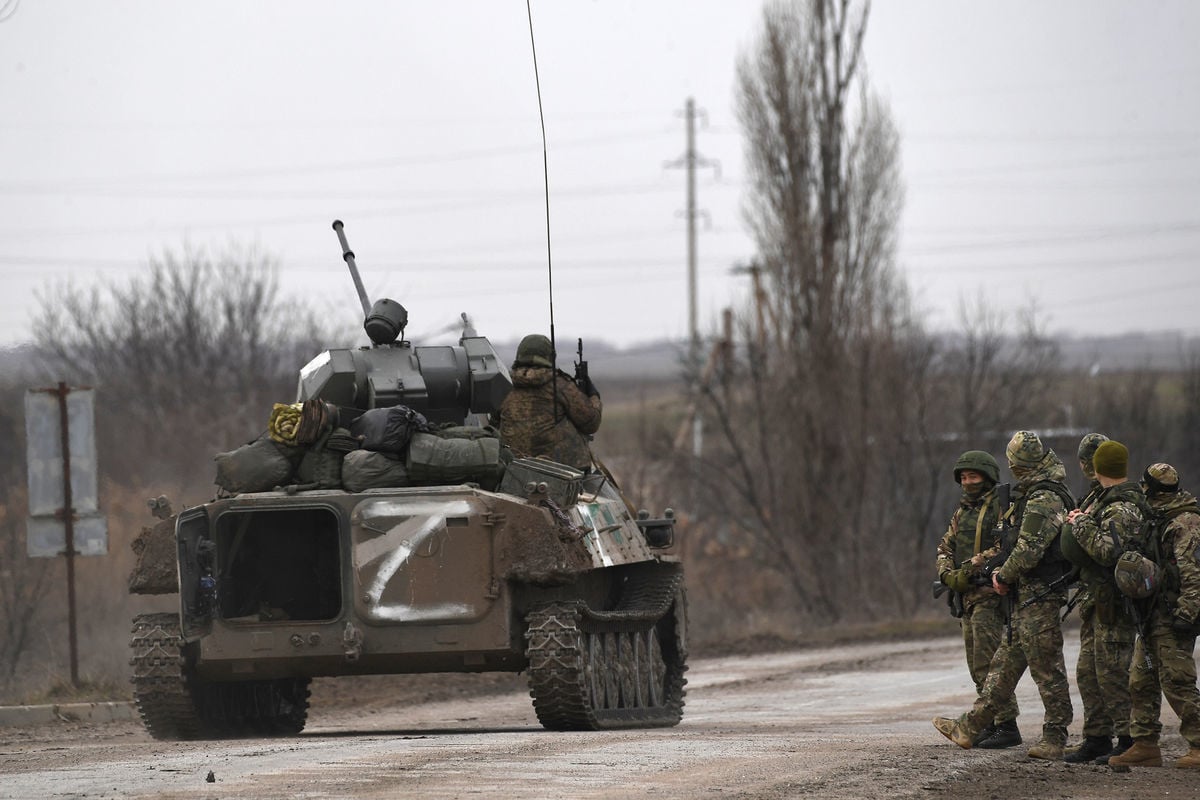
129, 221, 686, 739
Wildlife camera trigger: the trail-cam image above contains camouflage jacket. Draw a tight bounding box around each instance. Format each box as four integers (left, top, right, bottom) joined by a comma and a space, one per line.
1079, 480, 1102, 512
1071, 480, 1148, 589
995, 451, 1072, 596
1149, 490, 1200, 624
495, 366, 601, 471
936, 485, 1003, 604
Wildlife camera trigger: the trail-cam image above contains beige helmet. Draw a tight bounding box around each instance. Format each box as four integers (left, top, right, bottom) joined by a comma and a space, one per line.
1006, 430, 1044, 469
1143, 462, 1180, 496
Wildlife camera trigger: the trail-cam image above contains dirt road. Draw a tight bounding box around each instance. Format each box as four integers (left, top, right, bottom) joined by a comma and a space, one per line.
1, 634, 1195, 799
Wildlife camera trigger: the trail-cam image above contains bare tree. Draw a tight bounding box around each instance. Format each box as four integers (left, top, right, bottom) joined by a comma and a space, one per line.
33, 245, 337, 490
941, 294, 1061, 443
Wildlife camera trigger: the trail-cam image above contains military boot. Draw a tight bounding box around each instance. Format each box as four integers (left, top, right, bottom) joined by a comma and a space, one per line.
1027, 739, 1064, 760
932, 716, 975, 749
1064, 736, 1112, 763
1108, 739, 1163, 768
976, 720, 1022, 749
1096, 734, 1134, 765
1174, 747, 1200, 768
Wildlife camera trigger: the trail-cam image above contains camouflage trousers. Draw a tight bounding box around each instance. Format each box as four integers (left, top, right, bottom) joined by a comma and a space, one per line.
1129, 609, 1200, 746
961, 593, 1019, 724
1076, 596, 1135, 737
965, 596, 1073, 745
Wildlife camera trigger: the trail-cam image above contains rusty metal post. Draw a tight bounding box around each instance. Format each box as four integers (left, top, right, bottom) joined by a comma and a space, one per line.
55, 382, 80, 687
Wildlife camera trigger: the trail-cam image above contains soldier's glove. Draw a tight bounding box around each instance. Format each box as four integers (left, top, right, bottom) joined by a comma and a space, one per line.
1172, 614, 1198, 637
578, 374, 599, 399
942, 568, 972, 594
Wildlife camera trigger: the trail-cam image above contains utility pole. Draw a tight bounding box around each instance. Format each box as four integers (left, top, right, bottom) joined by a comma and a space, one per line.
665, 97, 719, 370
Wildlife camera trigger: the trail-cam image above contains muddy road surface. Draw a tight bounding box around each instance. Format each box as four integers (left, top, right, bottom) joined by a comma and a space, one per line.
1, 635, 1196, 799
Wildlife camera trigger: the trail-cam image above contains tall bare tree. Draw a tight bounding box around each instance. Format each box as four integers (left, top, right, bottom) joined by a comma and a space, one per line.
688, 0, 937, 622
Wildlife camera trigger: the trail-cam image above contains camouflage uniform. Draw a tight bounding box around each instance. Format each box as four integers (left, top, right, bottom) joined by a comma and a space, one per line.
1069, 480, 1146, 742
495, 335, 601, 472
936, 481, 1018, 728
1126, 467, 1200, 756
934, 432, 1074, 758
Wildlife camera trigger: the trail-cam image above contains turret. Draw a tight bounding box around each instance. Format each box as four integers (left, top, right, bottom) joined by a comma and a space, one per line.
295, 221, 511, 424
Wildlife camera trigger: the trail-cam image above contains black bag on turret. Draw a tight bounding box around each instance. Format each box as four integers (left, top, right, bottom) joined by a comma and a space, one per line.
214, 433, 304, 494
349, 405, 429, 455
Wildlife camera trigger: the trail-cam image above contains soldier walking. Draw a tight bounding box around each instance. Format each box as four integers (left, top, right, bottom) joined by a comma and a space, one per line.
1062, 439, 1145, 764
935, 450, 1021, 748
933, 431, 1075, 759
1109, 464, 1200, 768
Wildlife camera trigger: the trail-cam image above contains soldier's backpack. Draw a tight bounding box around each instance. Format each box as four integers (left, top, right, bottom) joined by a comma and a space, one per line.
1108, 501, 1195, 599
1010, 480, 1077, 582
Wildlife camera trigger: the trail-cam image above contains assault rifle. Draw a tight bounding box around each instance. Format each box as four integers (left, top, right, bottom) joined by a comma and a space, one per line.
573, 338, 594, 396
1126, 597, 1155, 671
994, 482, 1016, 644
931, 567, 998, 620
1016, 566, 1079, 612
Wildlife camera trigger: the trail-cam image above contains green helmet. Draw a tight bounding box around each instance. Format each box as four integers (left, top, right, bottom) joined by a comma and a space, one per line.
1006, 430, 1044, 469
1076, 432, 1109, 479
513, 333, 554, 369
953, 450, 999, 485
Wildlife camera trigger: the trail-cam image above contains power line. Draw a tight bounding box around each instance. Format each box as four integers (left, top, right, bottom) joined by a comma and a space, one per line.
904, 250, 1197, 274
0, 129, 675, 192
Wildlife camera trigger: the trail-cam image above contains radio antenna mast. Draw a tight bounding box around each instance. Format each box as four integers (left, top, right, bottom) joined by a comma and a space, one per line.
525, 0, 555, 360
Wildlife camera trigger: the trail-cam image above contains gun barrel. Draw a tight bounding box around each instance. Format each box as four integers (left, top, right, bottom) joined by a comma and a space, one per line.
332, 219, 372, 318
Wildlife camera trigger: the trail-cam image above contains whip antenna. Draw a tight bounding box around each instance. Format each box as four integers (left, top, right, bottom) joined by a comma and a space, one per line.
526, 0, 555, 357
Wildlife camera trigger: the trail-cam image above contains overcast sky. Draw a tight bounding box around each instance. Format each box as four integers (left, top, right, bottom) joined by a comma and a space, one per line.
1, 1, 1197, 354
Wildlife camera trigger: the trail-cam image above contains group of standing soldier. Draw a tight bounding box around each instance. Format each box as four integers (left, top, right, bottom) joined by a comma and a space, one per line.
932, 430, 1200, 769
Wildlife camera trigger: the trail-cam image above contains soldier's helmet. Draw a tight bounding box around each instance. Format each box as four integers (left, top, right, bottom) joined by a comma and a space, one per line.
1076, 432, 1109, 479
1142, 462, 1180, 496
953, 450, 999, 485
513, 333, 555, 369
1114, 550, 1160, 599
1006, 430, 1044, 469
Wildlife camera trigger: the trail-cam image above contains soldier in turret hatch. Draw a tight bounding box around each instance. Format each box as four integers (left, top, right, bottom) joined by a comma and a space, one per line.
494, 333, 601, 472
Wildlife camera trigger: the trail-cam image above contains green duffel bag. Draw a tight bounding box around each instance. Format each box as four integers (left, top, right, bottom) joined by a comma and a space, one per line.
406, 431, 502, 488
428, 423, 499, 441
341, 449, 410, 492
214, 433, 304, 494
296, 428, 350, 489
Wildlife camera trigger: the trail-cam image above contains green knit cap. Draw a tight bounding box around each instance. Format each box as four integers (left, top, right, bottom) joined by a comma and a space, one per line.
1092, 440, 1129, 479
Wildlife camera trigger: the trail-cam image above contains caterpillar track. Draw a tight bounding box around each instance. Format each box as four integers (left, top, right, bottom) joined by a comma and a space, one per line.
130, 613, 310, 740
524, 569, 687, 730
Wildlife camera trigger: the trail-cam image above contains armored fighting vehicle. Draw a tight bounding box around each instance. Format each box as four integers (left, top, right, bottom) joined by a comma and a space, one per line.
128, 221, 686, 739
